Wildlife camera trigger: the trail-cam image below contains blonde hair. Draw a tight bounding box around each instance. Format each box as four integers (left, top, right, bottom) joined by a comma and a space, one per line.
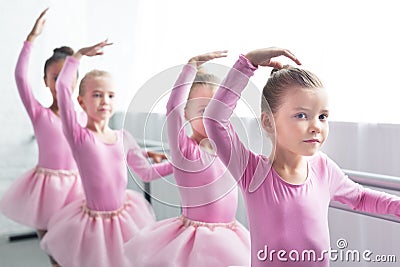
261, 65, 323, 113
187, 69, 220, 99
79, 69, 112, 96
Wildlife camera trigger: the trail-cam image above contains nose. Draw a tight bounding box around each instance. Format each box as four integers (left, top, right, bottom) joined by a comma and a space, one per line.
310, 118, 322, 133
102, 95, 110, 104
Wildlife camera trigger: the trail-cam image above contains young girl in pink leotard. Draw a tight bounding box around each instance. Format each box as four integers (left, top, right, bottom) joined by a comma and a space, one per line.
124, 51, 251, 267
40, 40, 173, 267
0, 9, 84, 266
204, 47, 400, 266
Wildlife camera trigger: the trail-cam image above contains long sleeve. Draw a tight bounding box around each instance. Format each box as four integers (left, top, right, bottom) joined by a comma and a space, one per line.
204, 55, 262, 188
165, 63, 197, 161
124, 130, 173, 182
15, 41, 42, 121
328, 154, 400, 216
56, 56, 83, 144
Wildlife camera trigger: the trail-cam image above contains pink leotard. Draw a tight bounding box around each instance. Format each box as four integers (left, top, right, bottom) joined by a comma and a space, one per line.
16, 41, 78, 170
204, 54, 400, 266
0, 41, 85, 230
166, 63, 239, 223
57, 56, 172, 211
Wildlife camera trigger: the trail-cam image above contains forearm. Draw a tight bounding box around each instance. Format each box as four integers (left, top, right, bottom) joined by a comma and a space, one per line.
166, 63, 197, 160
56, 56, 80, 140
204, 55, 257, 173
127, 150, 173, 182
166, 63, 197, 114
15, 41, 40, 119
354, 188, 400, 216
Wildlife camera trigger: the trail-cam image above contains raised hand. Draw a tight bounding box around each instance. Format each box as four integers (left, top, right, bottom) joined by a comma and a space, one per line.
188, 50, 228, 68
27, 8, 49, 42
73, 39, 113, 60
146, 151, 168, 163
245, 47, 302, 68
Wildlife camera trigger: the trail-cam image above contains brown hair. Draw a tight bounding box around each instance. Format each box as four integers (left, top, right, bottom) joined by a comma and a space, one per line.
261, 65, 324, 113
79, 69, 112, 96
44, 46, 74, 78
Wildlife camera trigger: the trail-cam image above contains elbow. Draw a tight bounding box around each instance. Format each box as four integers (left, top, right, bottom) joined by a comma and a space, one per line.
14, 71, 25, 86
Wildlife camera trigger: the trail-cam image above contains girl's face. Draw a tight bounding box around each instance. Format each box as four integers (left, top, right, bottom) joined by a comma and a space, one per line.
44, 60, 77, 101
185, 84, 214, 141
272, 86, 329, 157
78, 76, 115, 122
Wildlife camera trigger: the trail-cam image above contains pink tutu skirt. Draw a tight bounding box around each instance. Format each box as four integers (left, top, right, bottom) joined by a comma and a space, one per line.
41, 189, 156, 267
124, 215, 251, 267
0, 166, 84, 230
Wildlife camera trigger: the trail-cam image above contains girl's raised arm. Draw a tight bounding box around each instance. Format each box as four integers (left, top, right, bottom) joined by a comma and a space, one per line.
56, 40, 112, 143
165, 51, 226, 161
15, 8, 48, 121
204, 48, 301, 189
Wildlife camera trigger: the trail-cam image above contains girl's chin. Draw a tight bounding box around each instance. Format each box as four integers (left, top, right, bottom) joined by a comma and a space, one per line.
301, 150, 319, 157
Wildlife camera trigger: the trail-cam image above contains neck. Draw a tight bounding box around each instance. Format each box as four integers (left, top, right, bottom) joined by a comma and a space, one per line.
49, 102, 59, 116
86, 118, 111, 133
191, 131, 215, 154
191, 130, 206, 144
272, 146, 308, 184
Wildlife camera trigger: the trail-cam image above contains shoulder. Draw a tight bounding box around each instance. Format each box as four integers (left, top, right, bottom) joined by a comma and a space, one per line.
308, 151, 331, 173
308, 151, 343, 178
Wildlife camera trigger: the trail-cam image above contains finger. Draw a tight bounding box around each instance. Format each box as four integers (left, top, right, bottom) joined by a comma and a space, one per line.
265, 60, 283, 69
280, 49, 302, 65
98, 41, 113, 48
39, 7, 49, 19
210, 50, 228, 58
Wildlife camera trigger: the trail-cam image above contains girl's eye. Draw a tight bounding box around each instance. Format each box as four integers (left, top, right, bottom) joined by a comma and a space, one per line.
109, 94, 115, 99
319, 114, 329, 120
93, 93, 101, 98
295, 113, 307, 119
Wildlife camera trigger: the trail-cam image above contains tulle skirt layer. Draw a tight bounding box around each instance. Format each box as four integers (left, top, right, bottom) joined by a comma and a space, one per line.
125, 215, 251, 267
41, 189, 155, 267
0, 166, 83, 230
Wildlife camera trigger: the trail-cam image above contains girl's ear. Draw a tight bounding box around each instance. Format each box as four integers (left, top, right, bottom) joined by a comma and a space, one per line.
261, 111, 274, 134
43, 76, 49, 87
77, 95, 86, 110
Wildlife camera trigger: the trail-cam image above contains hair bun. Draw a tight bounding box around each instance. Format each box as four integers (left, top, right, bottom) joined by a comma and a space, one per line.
270, 65, 291, 77
270, 68, 280, 76
53, 46, 74, 56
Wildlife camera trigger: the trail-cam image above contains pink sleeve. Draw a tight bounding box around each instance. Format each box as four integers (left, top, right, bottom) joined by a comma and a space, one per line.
15, 41, 42, 121
204, 55, 260, 188
166, 63, 197, 161
328, 155, 400, 216
56, 56, 84, 144
124, 130, 173, 182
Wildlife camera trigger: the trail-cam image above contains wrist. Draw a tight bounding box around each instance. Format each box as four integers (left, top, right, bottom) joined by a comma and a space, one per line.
243, 52, 258, 67
26, 34, 37, 43
240, 54, 258, 70
73, 51, 83, 60
188, 58, 199, 68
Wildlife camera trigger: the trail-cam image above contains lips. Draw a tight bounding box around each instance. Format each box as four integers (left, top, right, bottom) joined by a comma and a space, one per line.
304, 139, 320, 143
